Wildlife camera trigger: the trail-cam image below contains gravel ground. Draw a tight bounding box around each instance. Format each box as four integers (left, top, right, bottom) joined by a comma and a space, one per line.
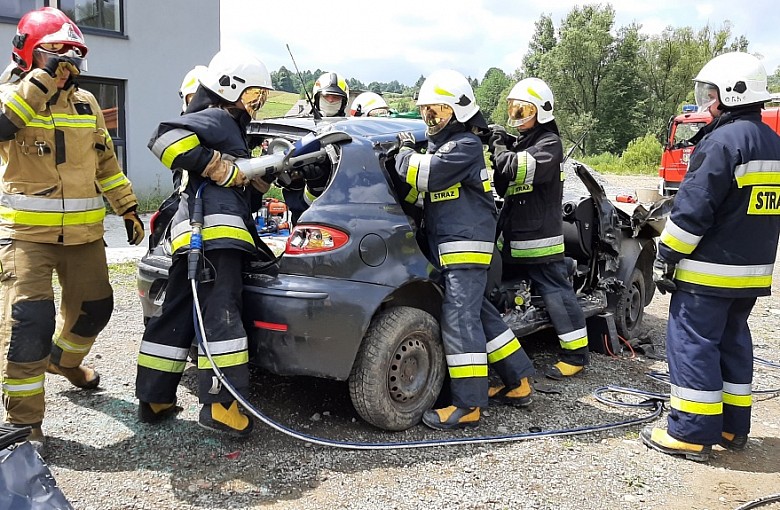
3, 174, 780, 510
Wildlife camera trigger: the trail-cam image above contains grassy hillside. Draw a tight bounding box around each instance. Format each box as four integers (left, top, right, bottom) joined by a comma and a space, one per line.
259, 91, 300, 118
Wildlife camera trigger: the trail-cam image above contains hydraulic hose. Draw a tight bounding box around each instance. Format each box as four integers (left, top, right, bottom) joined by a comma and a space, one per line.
192, 283, 662, 450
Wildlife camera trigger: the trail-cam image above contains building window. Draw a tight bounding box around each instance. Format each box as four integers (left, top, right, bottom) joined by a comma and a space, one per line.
78, 77, 127, 172
58, 0, 122, 33
0, 0, 47, 21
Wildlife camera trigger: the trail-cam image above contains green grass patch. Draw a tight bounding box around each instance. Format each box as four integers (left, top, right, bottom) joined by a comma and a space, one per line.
258, 91, 300, 119
580, 154, 657, 175
108, 261, 137, 278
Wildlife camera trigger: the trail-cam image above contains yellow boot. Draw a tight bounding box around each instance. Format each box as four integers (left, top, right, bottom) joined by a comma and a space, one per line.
544, 361, 584, 380
640, 426, 711, 462
421, 406, 480, 430
198, 401, 254, 438
488, 377, 533, 407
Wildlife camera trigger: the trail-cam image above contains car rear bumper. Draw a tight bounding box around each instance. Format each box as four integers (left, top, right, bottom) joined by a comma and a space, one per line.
242, 273, 394, 380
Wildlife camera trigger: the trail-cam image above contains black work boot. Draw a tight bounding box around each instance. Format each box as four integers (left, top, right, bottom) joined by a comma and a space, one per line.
198, 401, 254, 438
719, 432, 748, 450
421, 406, 480, 430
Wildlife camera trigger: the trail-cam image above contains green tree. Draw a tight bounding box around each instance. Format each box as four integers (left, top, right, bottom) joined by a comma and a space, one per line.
767, 66, 780, 93
523, 14, 556, 76
536, 5, 616, 154
273, 66, 295, 93
475, 67, 511, 120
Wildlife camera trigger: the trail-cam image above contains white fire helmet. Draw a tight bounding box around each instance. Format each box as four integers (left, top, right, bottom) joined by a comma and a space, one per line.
416, 69, 480, 123
693, 52, 771, 112
199, 49, 273, 104
506, 77, 555, 125
350, 91, 389, 117
179, 65, 207, 112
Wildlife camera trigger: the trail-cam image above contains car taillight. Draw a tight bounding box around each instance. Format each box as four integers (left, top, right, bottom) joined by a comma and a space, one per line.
148, 210, 161, 234
285, 225, 349, 255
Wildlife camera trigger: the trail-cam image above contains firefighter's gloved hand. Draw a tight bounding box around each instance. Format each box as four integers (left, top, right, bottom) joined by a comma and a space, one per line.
43, 56, 80, 79
653, 258, 677, 295
202, 152, 249, 187
301, 162, 328, 181
488, 132, 508, 157
397, 132, 416, 151
122, 206, 145, 245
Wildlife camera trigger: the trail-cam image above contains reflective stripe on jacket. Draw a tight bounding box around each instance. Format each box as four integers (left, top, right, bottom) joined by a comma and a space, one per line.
395, 128, 496, 270
493, 125, 565, 264
0, 69, 137, 245
147, 107, 259, 255
658, 110, 780, 298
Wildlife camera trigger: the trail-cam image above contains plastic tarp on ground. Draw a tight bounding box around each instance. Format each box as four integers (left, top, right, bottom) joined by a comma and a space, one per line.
0, 438, 72, 510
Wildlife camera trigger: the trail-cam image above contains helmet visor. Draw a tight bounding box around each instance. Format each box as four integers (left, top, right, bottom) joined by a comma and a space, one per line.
507, 99, 537, 127
694, 81, 718, 113
241, 87, 269, 119
35, 44, 88, 72
367, 107, 390, 117
419, 104, 453, 135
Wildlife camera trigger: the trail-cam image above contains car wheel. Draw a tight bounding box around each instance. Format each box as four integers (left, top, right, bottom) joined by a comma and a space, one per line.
612, 267, 645, 340
348, 306, 445, 431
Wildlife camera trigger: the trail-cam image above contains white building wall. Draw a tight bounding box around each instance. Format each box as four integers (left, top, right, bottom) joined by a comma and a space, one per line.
0, 0, 221, 195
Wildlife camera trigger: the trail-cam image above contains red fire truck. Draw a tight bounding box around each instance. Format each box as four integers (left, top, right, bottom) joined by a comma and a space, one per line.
658, 100, 780, 195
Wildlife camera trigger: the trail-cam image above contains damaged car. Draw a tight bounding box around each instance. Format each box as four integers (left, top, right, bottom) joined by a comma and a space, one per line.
137, 115, 670, 431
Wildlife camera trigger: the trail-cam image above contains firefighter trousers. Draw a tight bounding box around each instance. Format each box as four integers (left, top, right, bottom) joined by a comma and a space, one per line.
666, 290, 756, 445
0, 238, 112, 426
442, 268, 535, 408
136, 249, 250, 406
506, 259, 589, 366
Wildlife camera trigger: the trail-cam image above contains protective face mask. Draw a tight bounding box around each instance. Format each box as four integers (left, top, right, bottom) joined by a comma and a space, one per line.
320, 100, 342, 117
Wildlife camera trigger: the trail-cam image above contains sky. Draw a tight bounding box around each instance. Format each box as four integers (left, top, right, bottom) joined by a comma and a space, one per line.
220, 0, 780, 87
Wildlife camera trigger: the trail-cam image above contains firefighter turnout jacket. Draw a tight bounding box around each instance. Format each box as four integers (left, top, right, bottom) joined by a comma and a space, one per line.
493, 123, 565, 264
395, 124, 496, 270
148, 107, 261, 255
0, 68, 137, 243
659, 109, 780, 298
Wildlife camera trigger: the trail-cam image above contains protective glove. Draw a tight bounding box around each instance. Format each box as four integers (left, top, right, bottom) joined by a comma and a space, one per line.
42, 56, 80, 80
397, 131, 416, 151
202, 152, 249, 187
122, 206, 145, 246
301, 162, 328, 181
488, 132, 508, 158
652, 258, 677, 295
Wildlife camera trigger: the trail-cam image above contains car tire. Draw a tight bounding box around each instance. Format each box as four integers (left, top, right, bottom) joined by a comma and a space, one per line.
611, 267, 646, 340
348, 306, 445, 431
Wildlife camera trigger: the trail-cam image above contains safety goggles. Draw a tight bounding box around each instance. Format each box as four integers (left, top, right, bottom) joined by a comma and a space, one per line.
507, 99, 537, 127
694, 81, 719, 113
419, 104, 453, 135
35, 43, 88, 72
38, 43, 85, 57
241, 87, 269, 119
367, 107, 390, 117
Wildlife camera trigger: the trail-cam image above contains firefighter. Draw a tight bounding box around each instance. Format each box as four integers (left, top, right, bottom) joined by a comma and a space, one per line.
282, 72, 348, 224
179, 64, 207, 113
0, 7, 143, 453
488, 77, 590, 380
350, 91, 390, 117
312, 71, 349, 117
136, 49, 276, 437
641, 52, 780, 462
395, 70, 536, 430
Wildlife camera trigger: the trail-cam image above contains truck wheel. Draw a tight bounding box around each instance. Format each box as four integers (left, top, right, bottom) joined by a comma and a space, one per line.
612, 267, 646, 340
349, 306, 445, 431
